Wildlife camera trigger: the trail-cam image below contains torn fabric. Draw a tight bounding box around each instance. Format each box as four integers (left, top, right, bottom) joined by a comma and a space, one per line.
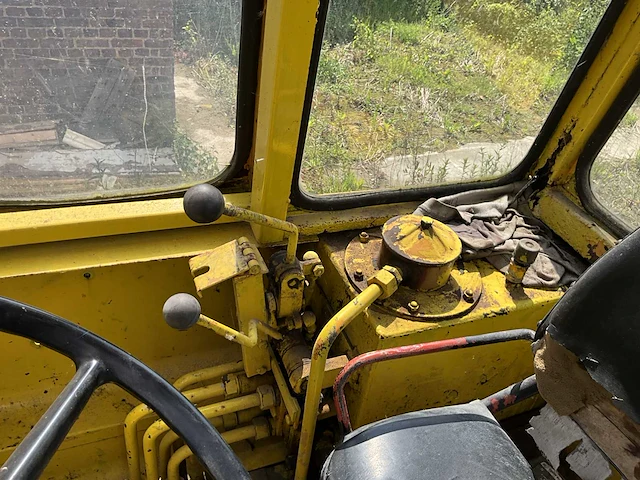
413, 183, 585, 288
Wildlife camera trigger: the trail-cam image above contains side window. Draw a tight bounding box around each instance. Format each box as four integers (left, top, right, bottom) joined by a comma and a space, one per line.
299, 0, 610, 195
0, 0, 246, 202
589, 98, 640, 229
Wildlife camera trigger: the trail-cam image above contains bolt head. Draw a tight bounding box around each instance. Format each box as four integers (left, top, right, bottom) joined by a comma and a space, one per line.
463, 289, 475, 303
312, 264, 325, 277
358, 232, 370, 243
408, 300, 420, 313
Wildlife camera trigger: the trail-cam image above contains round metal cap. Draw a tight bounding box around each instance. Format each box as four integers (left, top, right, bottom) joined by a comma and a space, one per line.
381, 214, 462, 266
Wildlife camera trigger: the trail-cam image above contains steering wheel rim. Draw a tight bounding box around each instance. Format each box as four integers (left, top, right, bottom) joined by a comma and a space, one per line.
0, 296, 250, 480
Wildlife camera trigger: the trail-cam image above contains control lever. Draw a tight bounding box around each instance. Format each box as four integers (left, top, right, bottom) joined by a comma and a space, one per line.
163, 293, 283, 347
183, 184, 299, 264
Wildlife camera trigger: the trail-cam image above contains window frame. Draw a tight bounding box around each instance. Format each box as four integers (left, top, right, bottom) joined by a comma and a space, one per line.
290, 0, 626, 211
575, 62, 640, 237
0, 0, 263, 207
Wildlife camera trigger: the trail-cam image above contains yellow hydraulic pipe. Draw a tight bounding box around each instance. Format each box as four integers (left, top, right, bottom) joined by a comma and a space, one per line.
294, 283, 385, 480
158, 407, 263, 477
167, 424, 259, 480
225, 203, 299, 263
173, 361, 244, 391
124, 361, 243, 480
143, 393, 262, 480
196, 314, 283, 347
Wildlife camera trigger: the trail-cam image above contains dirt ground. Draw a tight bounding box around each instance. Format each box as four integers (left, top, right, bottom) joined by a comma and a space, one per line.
174, 62, 236, 168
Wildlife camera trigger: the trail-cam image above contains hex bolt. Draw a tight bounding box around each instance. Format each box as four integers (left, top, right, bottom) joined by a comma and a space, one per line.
358, 232, 370, 243
463, 289, 475, 303
312, 264, 325, 278
408, 300, 420, 313
257, 385, 278, 410
354, 269, 364, 281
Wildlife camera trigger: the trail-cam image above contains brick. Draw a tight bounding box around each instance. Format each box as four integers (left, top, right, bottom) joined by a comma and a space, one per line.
105, 18, 125, 28
54, 18, 86, 27
82, 27, 99, 37
1, 18, 18, 28
26, 7, 44, 17
63, 27, 82, 37
3, 38, 40, 49
10, 28, 28, 38
47, 26, 63, 37
26, 28, 46, 38
17, 17, 54, 27
111, 38, 142, 47
75, 38, 109, 48
144, 38, 171, 49
44, 7, 64, 18
40, 37, 73, 48
6, 7, 27, 17
63, 8, 83, 18
134, 48, 149, 56
117, 28, 134, 39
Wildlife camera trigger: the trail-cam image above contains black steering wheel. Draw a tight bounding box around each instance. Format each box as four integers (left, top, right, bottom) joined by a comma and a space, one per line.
0, 296, 250, 480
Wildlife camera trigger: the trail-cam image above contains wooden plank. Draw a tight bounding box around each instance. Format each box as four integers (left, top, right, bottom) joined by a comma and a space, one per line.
573, 402, 640, 479
80, 59, 134, 125
0, 121, 57, 135
0, 127, 58, 148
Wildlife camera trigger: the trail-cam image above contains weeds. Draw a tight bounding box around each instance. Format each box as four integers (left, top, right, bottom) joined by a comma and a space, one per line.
300, 0, 609, 194
173, 127, 220, 178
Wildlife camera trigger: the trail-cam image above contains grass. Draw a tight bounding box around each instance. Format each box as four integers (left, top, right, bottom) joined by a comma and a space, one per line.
590, 105, 640, 227
300, 0, 609, 194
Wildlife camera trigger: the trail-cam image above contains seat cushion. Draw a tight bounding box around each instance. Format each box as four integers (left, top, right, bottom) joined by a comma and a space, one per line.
321, 400, 534, 480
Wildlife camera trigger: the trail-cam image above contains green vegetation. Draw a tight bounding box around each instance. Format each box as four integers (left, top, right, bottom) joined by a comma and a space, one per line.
173, 127, 220, 178
301, 0, 610, 193
590, 104, 640, 228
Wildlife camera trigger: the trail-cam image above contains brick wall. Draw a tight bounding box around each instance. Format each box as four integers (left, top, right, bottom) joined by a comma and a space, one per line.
0, 0, 175, 144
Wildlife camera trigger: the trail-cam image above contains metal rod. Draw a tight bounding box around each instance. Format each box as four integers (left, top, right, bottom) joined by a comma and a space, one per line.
225, 203, 299, 263
294, 283, 385, 480
333, 329, 536, 431
483, 374, 538, 413
124, 361, 243, 480
197, 314, 283, 347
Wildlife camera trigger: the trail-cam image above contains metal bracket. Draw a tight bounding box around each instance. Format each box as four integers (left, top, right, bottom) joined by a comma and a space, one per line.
189, 236, 268, 297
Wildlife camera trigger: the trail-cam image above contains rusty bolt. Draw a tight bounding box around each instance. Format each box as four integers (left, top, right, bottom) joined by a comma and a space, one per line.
463, 289, 475, 303
223, 373, 241, 397
359, 232, 370, 243
420, 217, 433, 230
312, 264, 325, 278
354, 269, 364, 281
408, 300, 420, 313
257, 385, 277, 410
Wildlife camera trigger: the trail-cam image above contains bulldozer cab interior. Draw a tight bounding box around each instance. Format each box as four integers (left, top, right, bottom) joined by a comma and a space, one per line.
1, 0, 640, 479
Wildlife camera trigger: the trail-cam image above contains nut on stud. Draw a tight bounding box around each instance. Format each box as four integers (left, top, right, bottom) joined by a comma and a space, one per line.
463, 289, 475, 303
257, 385, 277, 410
354, 269, 364, 281
359, 232, 370, 243
408, 300, 420, 313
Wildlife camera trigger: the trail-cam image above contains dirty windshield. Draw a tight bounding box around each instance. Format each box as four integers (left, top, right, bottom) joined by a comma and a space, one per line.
0, 0, 240, 201
300, 0, 610, 194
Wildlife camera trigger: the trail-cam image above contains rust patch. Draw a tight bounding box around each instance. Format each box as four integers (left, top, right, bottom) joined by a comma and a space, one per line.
586, 240, 609, 262
531, 123, 576, 206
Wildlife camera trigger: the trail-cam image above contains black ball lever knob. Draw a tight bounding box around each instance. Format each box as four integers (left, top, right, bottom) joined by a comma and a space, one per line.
183, 184, 226, 224
163, 293, 201, 330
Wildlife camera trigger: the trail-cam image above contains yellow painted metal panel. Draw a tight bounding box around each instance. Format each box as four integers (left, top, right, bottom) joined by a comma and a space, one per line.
250, 0, 320, 242
532, 2, 640, 185
0, 192, 250, 249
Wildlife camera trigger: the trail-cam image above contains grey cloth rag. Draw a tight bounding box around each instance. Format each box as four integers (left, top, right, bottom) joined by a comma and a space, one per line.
413, 183, 585, 288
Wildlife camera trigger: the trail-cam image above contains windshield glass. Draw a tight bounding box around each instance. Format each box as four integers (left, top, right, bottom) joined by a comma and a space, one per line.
299, 0, 610, 194
0, 0, 242, 202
